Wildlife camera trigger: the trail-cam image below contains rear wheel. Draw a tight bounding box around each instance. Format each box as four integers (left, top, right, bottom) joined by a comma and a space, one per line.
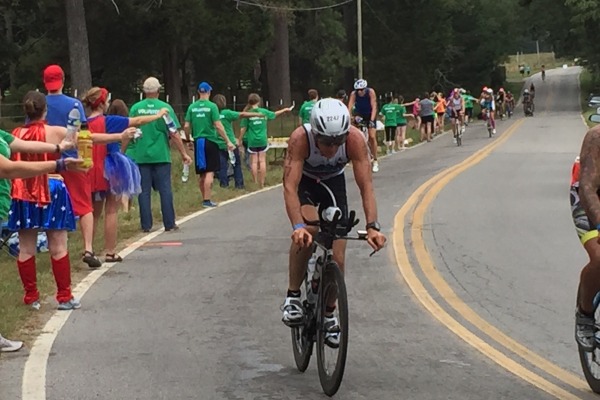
316, 263, 348, 397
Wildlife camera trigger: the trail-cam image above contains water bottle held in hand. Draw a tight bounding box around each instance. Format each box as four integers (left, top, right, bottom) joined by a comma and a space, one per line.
66, 105, 81, 143
163, 113, 177, 134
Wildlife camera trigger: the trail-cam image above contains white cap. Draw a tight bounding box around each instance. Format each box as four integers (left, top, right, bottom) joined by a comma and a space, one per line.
143, 77, 161, 93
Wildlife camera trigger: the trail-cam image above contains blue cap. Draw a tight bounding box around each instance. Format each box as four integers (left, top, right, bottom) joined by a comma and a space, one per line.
198, 82, 213, 93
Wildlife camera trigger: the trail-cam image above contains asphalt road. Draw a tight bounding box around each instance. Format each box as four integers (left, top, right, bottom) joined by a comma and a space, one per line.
0, 66, 592, 400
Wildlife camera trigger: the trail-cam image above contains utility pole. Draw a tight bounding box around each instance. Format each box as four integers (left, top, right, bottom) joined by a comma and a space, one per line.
357, 0, 363, 79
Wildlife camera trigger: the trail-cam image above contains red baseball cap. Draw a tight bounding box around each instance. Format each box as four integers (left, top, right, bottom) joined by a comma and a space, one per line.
43, 65, 64, 91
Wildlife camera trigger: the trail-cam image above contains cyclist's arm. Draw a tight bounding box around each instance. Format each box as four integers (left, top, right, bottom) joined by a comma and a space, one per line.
283, 127, 309, 227
346, 126, 378, 225
579, 127, 600, 226
347, 92, 356, 115
369, 88, 378, 121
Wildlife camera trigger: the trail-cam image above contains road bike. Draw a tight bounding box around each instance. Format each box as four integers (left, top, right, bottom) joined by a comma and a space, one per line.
482, 109, 494, 137
290, 205, 372, 396
451, 111, 465, 147
577, 296, 600, 393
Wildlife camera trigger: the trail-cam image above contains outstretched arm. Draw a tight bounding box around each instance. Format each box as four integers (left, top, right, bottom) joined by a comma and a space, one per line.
128, 108, 168, 127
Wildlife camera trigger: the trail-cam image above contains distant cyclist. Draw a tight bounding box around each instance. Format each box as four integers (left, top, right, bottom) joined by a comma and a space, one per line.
447, 89, 465, 143
347, 79, 379, 173
541, 65, 546, 81
505, 91, 515, 118
281, 98, 386, 346
480, 88, 496, 135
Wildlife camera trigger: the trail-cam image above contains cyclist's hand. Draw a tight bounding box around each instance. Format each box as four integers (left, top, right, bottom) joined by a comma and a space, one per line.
292, 227, 313, 248
367, 229, 386, 252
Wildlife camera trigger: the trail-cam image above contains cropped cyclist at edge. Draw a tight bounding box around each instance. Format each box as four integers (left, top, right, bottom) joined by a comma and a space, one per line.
281, 98, 386, 345
347, 79, 380, 173
571, 126, 600, 351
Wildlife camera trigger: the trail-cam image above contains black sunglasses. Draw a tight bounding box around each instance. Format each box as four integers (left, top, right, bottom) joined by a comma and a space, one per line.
316, 133, 348, 147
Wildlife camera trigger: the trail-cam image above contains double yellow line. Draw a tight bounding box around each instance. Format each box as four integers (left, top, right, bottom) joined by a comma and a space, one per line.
392, 119, 590, 399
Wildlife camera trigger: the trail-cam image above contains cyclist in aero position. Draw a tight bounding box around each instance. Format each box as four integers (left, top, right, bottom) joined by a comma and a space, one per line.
347, 79, 379, 173
281, 98, 386, 345
572, 126, 600, 350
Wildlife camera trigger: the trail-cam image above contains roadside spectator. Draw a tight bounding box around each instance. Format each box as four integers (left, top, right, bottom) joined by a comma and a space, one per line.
183, 82, 234, 207
298, 89, 319, 124
42, 65, 102, 268
212, 94, 264, 190
83, 87, 167, 262
419, 92, 436, 142
9, 91, 87, 310
239, 93, 292, 188
126, 77, 191, 232
336, 89, 347, 104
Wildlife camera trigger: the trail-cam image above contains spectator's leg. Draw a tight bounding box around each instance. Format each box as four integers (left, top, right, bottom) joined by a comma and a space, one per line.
233, 148, 244, 189
154, 163, 176, 230
138, 164, 153, 231
47, 229, 72, 304
17, 229, 39, 305
218, 150, 229, 188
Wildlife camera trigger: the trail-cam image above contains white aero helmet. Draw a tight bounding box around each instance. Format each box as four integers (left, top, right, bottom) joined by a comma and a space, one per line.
310, 98, 350, 137
354, 79, 368, 90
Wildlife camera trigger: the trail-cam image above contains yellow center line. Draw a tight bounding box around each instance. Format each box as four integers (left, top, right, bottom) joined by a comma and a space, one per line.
393, 119, 589, 399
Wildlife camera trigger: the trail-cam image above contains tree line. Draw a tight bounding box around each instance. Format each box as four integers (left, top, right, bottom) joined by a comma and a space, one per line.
0, 0, 598, 117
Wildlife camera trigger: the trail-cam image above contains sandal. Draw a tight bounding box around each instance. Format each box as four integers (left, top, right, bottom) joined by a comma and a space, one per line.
105, 253, 123, 263
82, 251, 102, 269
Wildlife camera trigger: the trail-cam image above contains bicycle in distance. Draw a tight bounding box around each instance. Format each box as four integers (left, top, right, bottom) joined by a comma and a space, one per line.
289, 205, 377, 396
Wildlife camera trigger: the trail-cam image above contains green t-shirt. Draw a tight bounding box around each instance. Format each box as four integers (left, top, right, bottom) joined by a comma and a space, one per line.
379, 103, 400, 127
0, 130, 14, 220
240, 107, 276, 148
215, 109, 240, 150
185, 99, 221, 142
126, 98, 180, 164
462, 95, 477, 109
396, 105, 408, 124
299, 100, 316, 124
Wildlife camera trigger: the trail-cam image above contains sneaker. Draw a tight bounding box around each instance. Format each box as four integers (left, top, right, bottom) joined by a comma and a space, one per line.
324, 315, 341, 348
0, 335, 23, 352
202, 200, 218, 208
82, 251, 102, 269
31, 301, 41, 311
182, 164, 190, 183
576, 309, 596, 351
58, 298, 81, 311
281, 296, 304, 327
372, 161, 379, 173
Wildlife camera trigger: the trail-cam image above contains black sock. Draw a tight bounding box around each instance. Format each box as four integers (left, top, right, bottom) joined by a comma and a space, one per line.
287, 290, 301, 298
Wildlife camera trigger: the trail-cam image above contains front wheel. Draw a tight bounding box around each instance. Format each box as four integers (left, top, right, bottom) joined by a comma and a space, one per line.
291, 278, 314, 372
316, 263, 349, 397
